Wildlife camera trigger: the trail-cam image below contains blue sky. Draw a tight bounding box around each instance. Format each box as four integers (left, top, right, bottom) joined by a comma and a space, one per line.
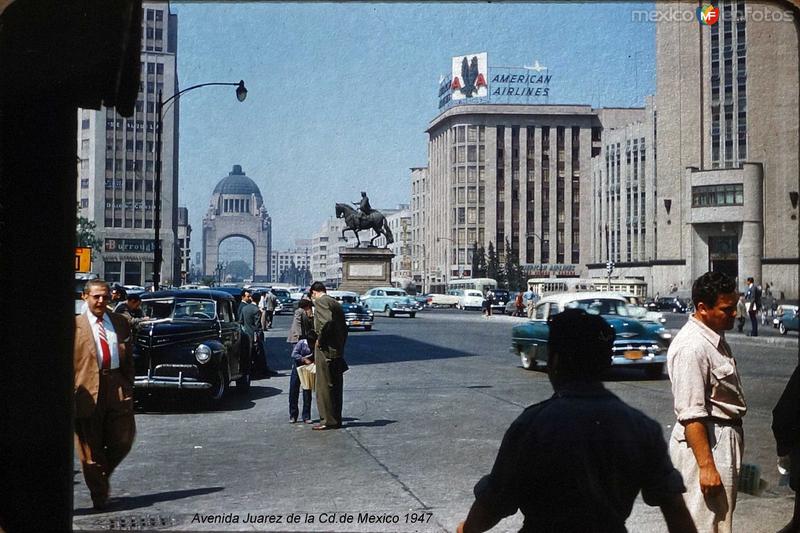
171, 2, 655, 257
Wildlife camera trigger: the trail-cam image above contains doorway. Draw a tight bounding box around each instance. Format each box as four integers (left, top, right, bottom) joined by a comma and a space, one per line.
708, 235, 738, 281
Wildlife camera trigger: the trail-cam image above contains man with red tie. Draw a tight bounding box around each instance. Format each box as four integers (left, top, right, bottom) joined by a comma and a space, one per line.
74, 279, 136, 510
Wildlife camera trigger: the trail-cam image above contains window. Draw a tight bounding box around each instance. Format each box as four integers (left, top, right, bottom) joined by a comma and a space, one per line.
691, 183, 744, 207
80, 198, 89, 208
104, 261, 122, 282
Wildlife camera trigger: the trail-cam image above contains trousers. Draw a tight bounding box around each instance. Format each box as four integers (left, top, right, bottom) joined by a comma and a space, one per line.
315, 354, 345, 427
74, 371, 136, 503
669, 422, 743, 533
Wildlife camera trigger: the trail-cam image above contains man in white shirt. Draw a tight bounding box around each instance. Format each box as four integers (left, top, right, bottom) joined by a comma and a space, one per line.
668, 271, 744, 532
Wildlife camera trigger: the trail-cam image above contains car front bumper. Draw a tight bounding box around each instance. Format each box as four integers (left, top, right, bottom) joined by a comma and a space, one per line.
134, 364, 212, 390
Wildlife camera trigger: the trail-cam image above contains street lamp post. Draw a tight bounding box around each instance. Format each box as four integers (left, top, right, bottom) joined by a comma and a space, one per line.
436, 236, 456, 282
412, 242, 426, 294
153, 80, 247, 291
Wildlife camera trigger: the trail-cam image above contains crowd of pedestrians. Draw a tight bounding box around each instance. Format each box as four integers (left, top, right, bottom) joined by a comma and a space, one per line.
73, 275, 796, 530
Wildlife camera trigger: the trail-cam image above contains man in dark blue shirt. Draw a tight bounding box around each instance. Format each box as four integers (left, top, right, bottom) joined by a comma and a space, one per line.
458, 309, 696, 533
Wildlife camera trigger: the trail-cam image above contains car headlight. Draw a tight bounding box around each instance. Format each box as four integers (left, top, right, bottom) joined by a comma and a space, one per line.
658, 332, 672, 340
195, 344, 212, 364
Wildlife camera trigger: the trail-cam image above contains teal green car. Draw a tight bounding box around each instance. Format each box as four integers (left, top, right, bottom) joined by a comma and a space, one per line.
510, 292, 671, 379
361, 287, 419, 318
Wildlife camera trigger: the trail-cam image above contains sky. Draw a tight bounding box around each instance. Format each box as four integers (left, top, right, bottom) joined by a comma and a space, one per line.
170, 2, 656, 262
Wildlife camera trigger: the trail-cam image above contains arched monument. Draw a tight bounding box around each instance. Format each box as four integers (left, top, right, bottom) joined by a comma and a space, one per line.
202, 165, 272, 282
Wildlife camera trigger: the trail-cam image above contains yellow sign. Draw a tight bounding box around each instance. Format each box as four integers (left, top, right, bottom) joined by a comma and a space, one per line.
75, 247, 91, 273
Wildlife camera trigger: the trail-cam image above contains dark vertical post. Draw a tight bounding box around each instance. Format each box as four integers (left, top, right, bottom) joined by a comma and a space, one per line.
153, 89, 163, 290
0, 98, 76, 531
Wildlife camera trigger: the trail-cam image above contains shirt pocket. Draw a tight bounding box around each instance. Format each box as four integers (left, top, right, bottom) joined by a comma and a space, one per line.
710, 361, 742, 406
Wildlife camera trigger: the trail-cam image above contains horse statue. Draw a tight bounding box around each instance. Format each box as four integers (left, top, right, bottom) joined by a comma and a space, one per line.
335, 203, 394, 247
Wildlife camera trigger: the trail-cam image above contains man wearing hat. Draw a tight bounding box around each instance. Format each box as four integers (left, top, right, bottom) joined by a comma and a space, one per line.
117, 293, 149, 329
458, 309, 695, 532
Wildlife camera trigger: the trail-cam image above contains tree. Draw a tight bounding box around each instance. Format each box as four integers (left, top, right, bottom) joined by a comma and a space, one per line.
486, 241, 500, 283
503, 237, 526, 291
75, 203, 101, 254
476, 245, 487, 278
225, 260, 252, 281
470, 242, 480, 277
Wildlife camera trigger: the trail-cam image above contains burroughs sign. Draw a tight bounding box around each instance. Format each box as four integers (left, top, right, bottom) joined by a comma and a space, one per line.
104, 238, 156, 254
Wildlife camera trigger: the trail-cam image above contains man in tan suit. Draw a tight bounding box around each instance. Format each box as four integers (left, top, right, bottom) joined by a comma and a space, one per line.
74, 279, 136, 510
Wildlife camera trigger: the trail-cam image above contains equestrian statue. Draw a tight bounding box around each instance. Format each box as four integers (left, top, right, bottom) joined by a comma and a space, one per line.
335, 191, 394, 248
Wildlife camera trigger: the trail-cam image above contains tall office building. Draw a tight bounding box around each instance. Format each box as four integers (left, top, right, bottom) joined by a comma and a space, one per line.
655, 0, 798, 297
77, 1, 179, 285
424, 103, 643, 289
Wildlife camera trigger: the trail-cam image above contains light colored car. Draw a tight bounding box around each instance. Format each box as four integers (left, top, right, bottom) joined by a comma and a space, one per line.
510, 291, 672, 379
456, 289, 485, 311
361, 287, 418, 318
427, 293, 459, 308
775, 304, 800, 335
179, 284, 211, 290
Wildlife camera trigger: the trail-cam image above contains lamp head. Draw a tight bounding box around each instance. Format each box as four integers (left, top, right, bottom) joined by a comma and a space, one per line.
236, 80, 247, 102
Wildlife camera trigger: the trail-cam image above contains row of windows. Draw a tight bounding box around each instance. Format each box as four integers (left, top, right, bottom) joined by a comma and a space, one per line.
692, 183, 744, 207
105, 218, 154, 229
104, 178, 154, 191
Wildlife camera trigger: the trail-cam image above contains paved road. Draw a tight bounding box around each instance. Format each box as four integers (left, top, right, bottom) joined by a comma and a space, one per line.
74, 308, 798, 532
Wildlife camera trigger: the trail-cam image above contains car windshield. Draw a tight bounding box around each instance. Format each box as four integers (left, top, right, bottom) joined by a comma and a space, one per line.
626, 304, 648, 318
272, 289, 290, 298
335, 295, 358, 303
141, 298, 217, 320
566, 298, 630, 316
465, 290, 483, 297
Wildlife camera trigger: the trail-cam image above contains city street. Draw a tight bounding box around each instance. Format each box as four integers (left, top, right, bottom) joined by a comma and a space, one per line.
74, 309, 799, 532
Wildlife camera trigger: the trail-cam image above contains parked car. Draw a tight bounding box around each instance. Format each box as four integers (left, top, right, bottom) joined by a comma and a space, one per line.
270, 287, 296, 314
361, 287, 418, 317
455, 289, 484, 311
328, 290, 374, 330
133, 289, 251, 407
776, 304, 800, 335
510, 292, 671, 379
427, 293, 460, 308
490, 289, 511, 314
650, 296, 690, 313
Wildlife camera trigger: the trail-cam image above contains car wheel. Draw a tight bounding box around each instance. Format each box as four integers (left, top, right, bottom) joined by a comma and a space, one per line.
364, 325, 372, 331
235, 370, 251, 393
779, 322, 787, 335
208, 363, 229, 404
644, 363, 664, 379
409, 312, 416, 318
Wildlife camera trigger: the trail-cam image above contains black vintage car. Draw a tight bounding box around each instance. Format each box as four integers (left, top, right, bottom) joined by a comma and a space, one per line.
134, 290, 251, 406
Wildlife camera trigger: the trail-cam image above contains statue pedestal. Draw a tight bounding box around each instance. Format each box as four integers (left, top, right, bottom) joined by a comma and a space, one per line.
339, 247, 395, 294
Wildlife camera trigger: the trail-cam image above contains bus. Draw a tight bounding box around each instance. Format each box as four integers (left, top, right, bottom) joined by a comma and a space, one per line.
447, 277, 498, 295
525, 277, 648, 299
526, 277, 596, 297
590, 278, 649, 298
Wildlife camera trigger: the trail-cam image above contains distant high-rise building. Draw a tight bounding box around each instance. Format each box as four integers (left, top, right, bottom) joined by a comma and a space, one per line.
77, 1, 179, 285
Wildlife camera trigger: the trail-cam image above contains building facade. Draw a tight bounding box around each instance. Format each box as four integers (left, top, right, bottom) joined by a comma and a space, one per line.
373, 205, 412, 284
77, 1, 179, 285
310, 217, 346, 286
410, 167, 430, 291
271, 239, 311, 284
176, 206, 191, 285
423, 104, 645, 286
654, 0, 799, 298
